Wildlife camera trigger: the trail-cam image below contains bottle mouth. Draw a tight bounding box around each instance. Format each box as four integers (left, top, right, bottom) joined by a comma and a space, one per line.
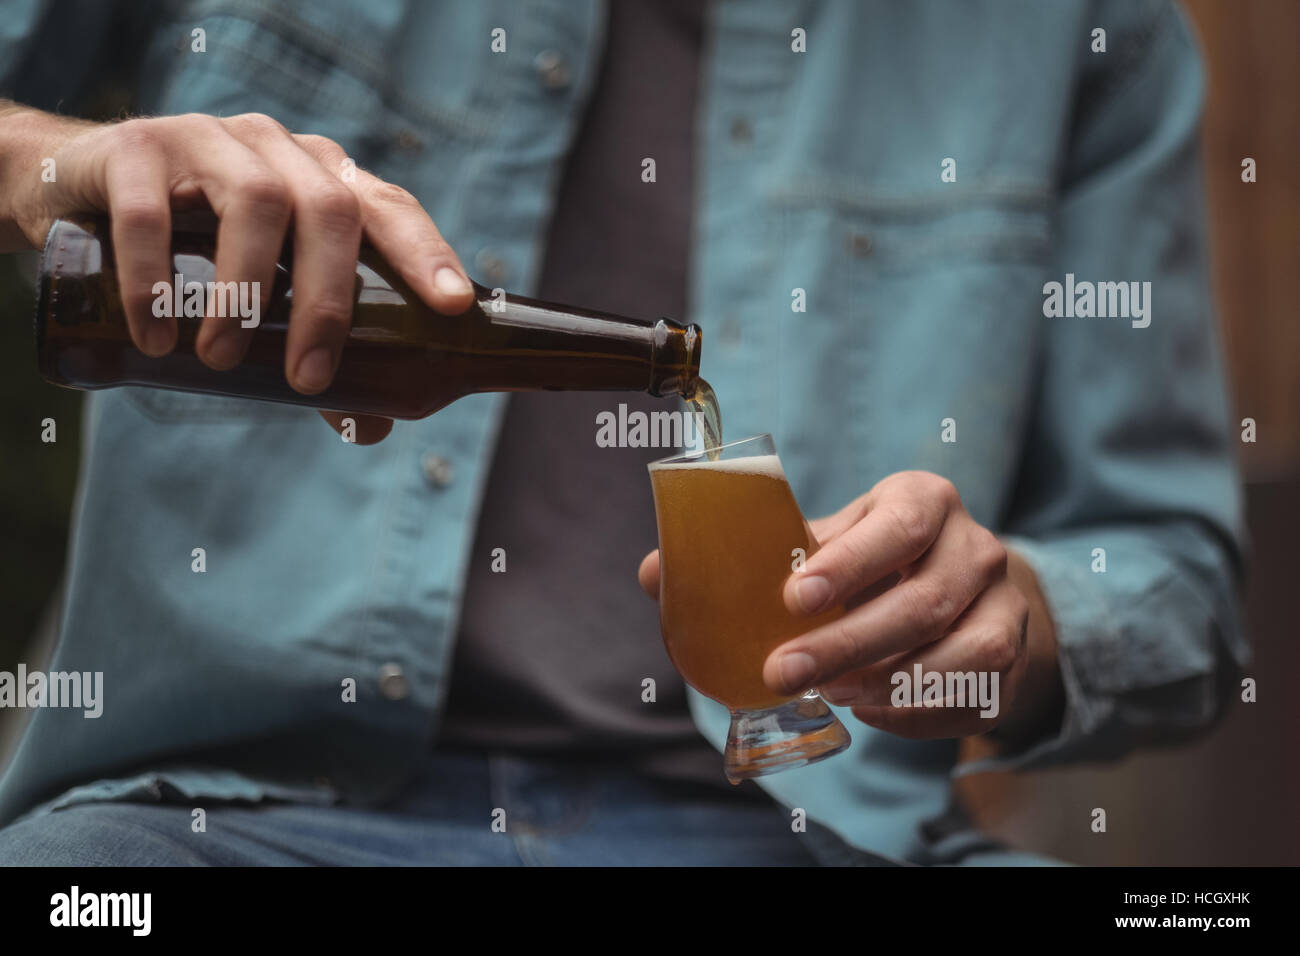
648, 317, 702, 397
683, 322, 700, 372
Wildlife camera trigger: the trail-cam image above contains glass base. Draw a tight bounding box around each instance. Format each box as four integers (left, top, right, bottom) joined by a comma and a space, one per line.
724, 694, 852, 784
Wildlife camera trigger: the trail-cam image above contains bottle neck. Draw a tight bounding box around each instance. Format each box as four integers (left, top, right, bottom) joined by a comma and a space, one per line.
463, 281, 701, 398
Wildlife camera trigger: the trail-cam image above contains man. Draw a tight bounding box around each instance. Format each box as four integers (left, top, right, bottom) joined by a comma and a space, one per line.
0, 0, 1244, 865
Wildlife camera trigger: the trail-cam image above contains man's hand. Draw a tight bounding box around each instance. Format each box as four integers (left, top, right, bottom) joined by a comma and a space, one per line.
638, 470, 1064, 744
1, 105, 474, 443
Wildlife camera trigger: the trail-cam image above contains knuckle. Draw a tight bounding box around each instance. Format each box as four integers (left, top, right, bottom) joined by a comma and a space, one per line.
113, 119, 160, 153
889, 502, 934, 555
308, 184, 362, 232
233, 173, 291, 219
180, 112, 225, 136
295, 133, 345, 162
901, 576, 952, 634
113, 198, 168, 235
229, 112, 289, 140
925, 472, 960, 506
364, 178, 418, 208
301, 298, 354, 331
978, 621, 1022, 673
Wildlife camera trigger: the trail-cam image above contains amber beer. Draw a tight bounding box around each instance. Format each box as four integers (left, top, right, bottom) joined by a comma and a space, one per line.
34, 217, 703, 416
650, 451, 843, 710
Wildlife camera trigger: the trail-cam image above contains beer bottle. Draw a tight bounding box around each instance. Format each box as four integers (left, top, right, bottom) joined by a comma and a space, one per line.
34, 217, 703, 419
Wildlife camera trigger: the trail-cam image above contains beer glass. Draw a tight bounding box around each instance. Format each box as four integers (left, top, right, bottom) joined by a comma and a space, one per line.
649, 434, 851, 782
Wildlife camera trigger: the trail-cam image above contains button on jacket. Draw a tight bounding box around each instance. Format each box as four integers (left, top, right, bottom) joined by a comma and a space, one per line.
0, 0, 1245, 864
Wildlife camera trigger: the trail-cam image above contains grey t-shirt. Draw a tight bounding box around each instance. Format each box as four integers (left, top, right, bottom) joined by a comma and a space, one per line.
436, 0, 741, 790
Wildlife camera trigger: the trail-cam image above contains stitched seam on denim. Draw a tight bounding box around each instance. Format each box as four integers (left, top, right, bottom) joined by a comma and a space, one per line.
766, 177, 1054, 216
349, 422, 415, 687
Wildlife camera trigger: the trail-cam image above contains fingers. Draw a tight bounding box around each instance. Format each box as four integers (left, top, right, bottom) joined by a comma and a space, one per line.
176, 117, 292, 370
317, 411, 394, 445
207, 118, 361, 394
783, 473, 959, 617
46, 112, 463, 417
818, 582, 1029, 739
295, 134, 474, 317
638, 550, 660, 598
356, 170, 474, 315
805, 498, 867, 548
764, 513, 1008, 696
100, 126, 176, 356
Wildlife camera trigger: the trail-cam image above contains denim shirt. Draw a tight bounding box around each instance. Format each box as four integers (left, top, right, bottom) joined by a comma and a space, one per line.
0, 0, 1246, 864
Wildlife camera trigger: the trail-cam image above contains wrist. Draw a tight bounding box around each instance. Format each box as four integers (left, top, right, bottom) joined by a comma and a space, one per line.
0, 104, 88, 250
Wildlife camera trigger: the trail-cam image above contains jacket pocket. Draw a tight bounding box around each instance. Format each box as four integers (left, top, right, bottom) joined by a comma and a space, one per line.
765, 177, 1053, 271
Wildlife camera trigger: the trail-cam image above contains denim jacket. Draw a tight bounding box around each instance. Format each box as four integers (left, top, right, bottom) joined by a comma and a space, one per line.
0, 0, 1246, 864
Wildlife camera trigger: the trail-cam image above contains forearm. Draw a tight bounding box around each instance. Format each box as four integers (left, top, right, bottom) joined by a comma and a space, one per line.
0, 99, 91, 251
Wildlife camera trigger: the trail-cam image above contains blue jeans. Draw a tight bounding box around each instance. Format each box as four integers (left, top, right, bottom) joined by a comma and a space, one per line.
0, 751, 892, 866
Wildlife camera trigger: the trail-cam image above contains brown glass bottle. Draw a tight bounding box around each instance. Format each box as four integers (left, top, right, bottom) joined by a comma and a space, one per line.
34, 217, 702, 419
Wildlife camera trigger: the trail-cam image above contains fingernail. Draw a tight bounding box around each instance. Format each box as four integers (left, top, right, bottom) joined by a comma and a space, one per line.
778, 652, 817, 694
294, 347, 335, 392
144, 321, 174, 357
820, 684, 857, 705
434, 266, 471, 297
204, 331, 244, 369
794, 575, 832, 614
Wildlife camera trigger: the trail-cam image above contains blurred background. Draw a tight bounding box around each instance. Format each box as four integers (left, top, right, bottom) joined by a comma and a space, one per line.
0, 1, 1296, 864
955, 0, 1300, 866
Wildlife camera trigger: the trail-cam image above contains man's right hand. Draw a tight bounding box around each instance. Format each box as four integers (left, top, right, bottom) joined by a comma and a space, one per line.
0, 105, 475, 443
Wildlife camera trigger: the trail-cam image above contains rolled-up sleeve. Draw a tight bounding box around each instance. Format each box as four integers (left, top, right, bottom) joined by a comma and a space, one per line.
959, 0, 1248, 776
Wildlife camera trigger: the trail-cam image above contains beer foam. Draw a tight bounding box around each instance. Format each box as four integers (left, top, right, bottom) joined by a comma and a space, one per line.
650, 453, 785, 478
